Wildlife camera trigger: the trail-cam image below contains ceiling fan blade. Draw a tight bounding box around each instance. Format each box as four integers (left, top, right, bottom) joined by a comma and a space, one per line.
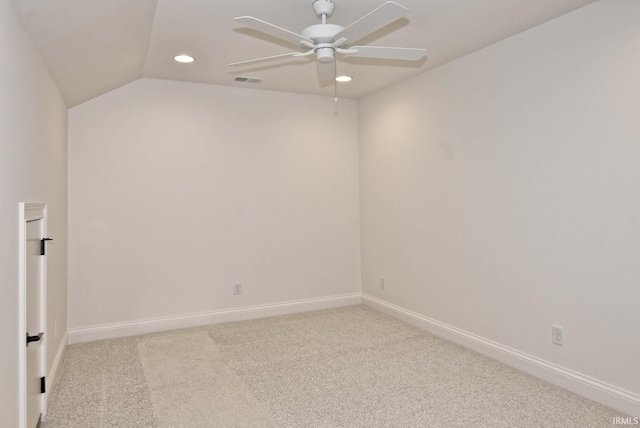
316, 60, 335, 82
334, 2, 408, 45
234, 16, 313, 46
346, 46, 426, 61
228, 52, 302, 67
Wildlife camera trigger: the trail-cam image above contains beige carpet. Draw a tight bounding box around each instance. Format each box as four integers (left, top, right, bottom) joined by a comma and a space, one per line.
44, 305, 625, 427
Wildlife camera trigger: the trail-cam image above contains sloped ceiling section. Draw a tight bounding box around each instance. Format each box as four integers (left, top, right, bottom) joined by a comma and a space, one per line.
12, 0, 598, 107
12, 0, 158, 107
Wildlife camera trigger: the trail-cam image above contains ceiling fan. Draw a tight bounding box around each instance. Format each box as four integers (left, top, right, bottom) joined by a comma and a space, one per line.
229, 0, 427, 83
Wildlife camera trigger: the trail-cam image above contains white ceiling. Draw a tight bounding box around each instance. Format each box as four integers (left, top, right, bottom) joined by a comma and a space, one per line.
12, 0, 598, 107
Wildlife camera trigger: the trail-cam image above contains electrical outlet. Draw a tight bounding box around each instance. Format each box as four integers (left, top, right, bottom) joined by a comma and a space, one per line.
380, 276, 386, 290
233, 283, 242, 295
552, 325, 564, 346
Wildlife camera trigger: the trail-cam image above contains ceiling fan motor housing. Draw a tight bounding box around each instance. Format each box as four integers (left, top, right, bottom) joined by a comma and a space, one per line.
301, 23, 345, 63
301, 24, 344, 43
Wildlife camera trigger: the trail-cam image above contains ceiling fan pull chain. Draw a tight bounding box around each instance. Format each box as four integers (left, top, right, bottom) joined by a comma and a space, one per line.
334, 60, 338, 102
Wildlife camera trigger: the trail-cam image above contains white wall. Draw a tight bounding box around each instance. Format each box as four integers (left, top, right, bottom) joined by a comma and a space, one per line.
0, 1, 68, 425
68, 79, 360, 330
359, 0, 639, 403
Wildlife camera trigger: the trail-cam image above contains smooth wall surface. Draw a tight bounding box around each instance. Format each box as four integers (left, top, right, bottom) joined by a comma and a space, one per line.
68, 79, 360, 329
0, 1, 68, 425
359, 0, 640, 397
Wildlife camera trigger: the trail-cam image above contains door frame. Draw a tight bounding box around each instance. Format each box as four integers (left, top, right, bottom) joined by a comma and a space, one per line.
18, 202, 48, 428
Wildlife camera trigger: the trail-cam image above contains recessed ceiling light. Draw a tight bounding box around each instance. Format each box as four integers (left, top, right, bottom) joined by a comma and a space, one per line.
336, 75, 352, 83
174, 54, 195, 63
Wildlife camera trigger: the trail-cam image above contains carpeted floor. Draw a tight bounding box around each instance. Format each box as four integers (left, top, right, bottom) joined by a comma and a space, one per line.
44, 305, 624, 427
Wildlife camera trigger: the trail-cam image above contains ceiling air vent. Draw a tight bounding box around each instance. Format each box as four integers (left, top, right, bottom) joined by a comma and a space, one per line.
234, 76, 263, 84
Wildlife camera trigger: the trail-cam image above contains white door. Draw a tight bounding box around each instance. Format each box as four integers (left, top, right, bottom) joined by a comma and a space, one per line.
26, 217, 45, 428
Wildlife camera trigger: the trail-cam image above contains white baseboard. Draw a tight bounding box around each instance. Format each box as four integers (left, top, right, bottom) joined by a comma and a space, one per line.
47, 331, 67, 387
45, 331, 67, 411
68, 293, 361, 344
362, 293, 640, 417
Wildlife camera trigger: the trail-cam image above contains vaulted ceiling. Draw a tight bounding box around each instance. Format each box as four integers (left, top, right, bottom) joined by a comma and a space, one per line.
12, 0, 597, 107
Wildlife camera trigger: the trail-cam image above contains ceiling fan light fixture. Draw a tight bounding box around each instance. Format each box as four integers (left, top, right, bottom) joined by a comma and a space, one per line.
316, 47, 334, 63
336, 75, 352, 82
174, 54, 195, 63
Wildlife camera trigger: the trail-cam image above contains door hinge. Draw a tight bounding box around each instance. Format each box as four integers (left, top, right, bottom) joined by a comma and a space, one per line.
40, 376, 46, 394
40, 238, 53, 255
